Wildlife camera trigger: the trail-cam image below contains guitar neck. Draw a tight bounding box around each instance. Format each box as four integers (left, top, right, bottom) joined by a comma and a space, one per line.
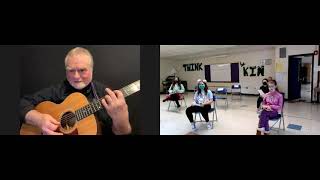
75, 80, 140, 121
119, 80, 140, 98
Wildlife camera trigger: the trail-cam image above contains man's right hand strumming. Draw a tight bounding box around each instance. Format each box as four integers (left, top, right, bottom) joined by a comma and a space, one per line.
25, 110, 63, 135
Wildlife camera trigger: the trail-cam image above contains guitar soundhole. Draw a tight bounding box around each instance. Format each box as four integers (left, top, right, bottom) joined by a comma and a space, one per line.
61, 111, 76, 130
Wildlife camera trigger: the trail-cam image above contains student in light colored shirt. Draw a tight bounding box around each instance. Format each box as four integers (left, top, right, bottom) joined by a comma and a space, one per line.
163, 77, 185, 108
185, 79, 215, 130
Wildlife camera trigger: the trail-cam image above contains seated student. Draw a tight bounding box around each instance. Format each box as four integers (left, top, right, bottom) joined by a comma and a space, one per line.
256, 80, 283, 135
257, 78, 269, 112
163, 77, 185, 108
185, 79, 215, 130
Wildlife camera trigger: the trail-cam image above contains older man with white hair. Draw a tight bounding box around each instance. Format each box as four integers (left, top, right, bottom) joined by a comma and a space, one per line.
20, 47, 131, 135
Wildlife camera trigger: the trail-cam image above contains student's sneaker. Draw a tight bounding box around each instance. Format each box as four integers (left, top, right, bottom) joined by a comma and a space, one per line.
264, 130, 270, 135
191, 122, 197, 131
207, 122, 213, 129
256, 127, 265, 135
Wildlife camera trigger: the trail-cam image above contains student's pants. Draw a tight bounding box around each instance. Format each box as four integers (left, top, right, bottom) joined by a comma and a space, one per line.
167, 93, 180, 106
258, 110, 279, 131
186, 105, 211, 122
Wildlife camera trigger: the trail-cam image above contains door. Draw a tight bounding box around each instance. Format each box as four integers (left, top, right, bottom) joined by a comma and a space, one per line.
288, 57, 301, 100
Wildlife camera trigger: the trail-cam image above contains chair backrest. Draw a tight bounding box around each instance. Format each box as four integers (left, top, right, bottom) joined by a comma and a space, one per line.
216, 87, 228, 94
232, 84, 241, 89
213, 99, 217, 108
209, 92, 217, 110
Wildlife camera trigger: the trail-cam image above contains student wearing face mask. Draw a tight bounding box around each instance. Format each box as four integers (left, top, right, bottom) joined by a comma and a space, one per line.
257, 78, 269, 112
163, 77, 185, 108
185, 79, 215, 130
256, 80, 283, 135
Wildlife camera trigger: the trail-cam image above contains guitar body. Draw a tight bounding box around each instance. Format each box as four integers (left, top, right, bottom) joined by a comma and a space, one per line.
20, 80, 140, 135
20, 92, 98, 135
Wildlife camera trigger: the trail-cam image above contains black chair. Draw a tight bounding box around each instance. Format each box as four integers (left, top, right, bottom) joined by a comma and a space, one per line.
231, 84, 241, 100
215, 87, 228, 108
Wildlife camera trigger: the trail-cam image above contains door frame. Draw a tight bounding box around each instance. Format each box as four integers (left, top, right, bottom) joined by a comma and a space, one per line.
288, 53, 314, 102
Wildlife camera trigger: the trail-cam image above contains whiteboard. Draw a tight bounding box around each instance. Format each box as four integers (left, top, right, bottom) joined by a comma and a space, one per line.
210, 64, 231, 82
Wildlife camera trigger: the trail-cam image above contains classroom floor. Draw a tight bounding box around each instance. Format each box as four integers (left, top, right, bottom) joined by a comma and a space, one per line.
301, 84, 311, 102
160, 92, 320, 135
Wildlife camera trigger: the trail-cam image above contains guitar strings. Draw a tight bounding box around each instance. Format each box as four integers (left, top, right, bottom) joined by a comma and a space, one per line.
59, 82, 140, 127
60, 106, 95, 126
60, 115, 76, 127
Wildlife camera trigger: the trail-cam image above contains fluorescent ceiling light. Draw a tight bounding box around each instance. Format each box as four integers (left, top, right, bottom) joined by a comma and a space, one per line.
212, 54, 229, 58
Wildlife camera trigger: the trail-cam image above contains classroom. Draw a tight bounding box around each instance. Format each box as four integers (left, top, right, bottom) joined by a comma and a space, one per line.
160, 45, 320, 135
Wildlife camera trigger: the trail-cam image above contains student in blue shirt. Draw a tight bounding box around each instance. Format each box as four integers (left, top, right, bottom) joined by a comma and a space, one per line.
163, 77, 185, 108
186, 79, 215, 130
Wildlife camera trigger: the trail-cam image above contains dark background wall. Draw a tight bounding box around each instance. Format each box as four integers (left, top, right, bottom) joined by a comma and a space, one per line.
19, 45, 141, 134
0, 46, 22, 135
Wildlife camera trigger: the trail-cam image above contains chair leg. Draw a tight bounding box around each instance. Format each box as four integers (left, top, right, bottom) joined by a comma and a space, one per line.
215, 109, 218, 121
282, 117, 285, 131
278, 118, 281, 130
168, 101, 171, 110
194, 113, 202, 121
270, 120, 278, 129
226, 98, 228, 108
212, 111, 214, 121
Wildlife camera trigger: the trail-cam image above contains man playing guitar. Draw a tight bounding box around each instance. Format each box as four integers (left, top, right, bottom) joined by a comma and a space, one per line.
19, 47, 132, 135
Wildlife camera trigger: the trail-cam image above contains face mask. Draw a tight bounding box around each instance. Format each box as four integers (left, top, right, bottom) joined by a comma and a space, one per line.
263, 82, 267, 86
199, 84, 205, 90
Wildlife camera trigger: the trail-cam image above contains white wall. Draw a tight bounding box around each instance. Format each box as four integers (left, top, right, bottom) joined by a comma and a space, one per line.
274, 45, 319, 100
167, 48, 275, 94
161, 45, 320, 101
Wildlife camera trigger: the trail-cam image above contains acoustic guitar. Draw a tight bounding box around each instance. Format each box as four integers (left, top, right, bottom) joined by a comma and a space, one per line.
20, 80, 140, 135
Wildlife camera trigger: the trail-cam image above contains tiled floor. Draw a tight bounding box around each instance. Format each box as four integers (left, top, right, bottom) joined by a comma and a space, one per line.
160, 92, 320, 135
301, 84, 311, 102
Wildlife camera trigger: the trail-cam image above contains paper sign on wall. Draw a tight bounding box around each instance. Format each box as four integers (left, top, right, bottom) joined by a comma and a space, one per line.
241, 62, 264, 76
276, 62, 285, 72
183, 63, 203, 71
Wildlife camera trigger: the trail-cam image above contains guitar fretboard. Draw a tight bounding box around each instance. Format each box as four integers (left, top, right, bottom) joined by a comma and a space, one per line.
75, 99, 103, 121
75, 80, 140, 121
119, 80, 140, 98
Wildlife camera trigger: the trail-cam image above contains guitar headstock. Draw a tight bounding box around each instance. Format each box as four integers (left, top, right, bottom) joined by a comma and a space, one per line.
120, 80, 140, 98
